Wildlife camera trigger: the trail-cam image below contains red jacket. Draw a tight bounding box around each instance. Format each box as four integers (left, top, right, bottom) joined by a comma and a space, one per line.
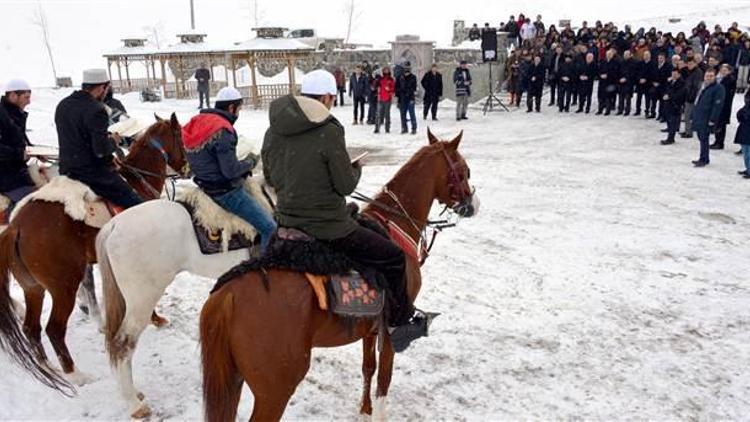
377, 76, 395, 102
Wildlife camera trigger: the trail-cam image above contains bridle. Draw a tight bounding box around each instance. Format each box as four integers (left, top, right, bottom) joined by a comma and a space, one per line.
352, 143, 474, 265
120, 125, 186, 200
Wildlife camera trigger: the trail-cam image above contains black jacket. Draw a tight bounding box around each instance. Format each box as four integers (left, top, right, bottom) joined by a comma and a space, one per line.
618, 59, 637, 90
528, 63, 546, 94
718, 75, 737, 125
559, 60, 577, 84
598, 59, 619, 86
395, 72, 418, 103
56, 90, 117, 177
0, 96, 34, 192
684, 67, 704, 103
636, 60, 654, 88
421, 71, 444, 100
692, 82, 726, 130
650, 62, 672, 92
547, 53, 564, 80
195, 68, 211, 91
734, 104, 750, 145
664, 78, 687, 114
349, 73, 369, 99
576, 61, 598, 86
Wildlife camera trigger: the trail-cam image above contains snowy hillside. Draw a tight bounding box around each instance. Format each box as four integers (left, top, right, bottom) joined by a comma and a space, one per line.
1, 86, 749, 419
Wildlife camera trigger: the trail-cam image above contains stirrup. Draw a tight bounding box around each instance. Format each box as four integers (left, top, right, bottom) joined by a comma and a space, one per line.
389, 308, 440, 353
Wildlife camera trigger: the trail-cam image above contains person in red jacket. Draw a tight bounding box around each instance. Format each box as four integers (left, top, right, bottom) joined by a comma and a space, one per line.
333, 67, 346, 107
374, 66, 395, 134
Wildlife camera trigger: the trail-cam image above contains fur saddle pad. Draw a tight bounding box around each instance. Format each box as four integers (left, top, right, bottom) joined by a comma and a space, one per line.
10, 176, 116, 228
214, 226, 386, 318
175, 178, 273, 254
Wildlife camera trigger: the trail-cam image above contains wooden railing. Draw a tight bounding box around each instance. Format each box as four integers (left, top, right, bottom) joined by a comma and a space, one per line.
163, 81, 228, 99
112, 78, 155, 94
237, 84, 301, 108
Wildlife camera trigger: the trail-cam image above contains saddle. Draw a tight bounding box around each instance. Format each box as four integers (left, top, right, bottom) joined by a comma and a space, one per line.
214, 224, 387, 318
9, 176, 121, 228
174, 179, 273, 255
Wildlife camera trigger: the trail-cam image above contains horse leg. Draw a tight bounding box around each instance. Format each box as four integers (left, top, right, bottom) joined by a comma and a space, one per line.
22, 285, 47, 362
45, 287, 91, 386
360, 334, 378, 416
239, 352, 311, 422
373, 337, 395, 422
76, 265, 103, 331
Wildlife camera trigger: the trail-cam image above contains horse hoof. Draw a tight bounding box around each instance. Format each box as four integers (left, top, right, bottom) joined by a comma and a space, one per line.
151, 314, 169, 328
65, 369, 93, 386
137, 391, 145, 401
372, 397, 387, 422
131, 404, 152, 419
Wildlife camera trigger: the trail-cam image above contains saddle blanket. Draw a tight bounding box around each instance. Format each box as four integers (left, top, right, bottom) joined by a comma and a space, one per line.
174, 178, 273, 254
305, 272, 384, 318
10, 176, 118, 228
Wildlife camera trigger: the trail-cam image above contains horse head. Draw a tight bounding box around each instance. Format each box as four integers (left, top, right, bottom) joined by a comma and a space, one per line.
427, 128, 479, 218
153, 113, 190, 178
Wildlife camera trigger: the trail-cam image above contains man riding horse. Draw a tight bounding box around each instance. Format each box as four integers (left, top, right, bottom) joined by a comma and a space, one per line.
182, 86, 277, 251
0, 79, 37, 215
55, 69, 143, 209
262, 69, 426, 350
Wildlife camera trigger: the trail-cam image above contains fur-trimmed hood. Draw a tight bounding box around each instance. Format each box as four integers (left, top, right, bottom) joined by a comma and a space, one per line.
268, 95, 334, 136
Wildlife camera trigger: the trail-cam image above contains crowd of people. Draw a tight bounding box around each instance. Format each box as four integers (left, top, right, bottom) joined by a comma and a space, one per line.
469, 16, 750, 171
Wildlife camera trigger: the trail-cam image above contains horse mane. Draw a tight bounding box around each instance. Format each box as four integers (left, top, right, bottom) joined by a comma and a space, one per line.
376, 143, 443, 200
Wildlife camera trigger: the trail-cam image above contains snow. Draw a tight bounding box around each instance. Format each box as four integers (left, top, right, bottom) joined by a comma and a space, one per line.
2, 82, 750, 420
227, 37, 314, 52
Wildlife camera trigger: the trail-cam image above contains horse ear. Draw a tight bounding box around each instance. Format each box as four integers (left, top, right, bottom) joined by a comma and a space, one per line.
154, 113, 163, 122
170, 112, 179, 128
448, 130, 463, 150
427, 127, 439, 145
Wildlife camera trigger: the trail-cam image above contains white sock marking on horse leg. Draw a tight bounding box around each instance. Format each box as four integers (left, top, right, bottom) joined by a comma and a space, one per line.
373, 396, 388, 422
64, 367, 93, 386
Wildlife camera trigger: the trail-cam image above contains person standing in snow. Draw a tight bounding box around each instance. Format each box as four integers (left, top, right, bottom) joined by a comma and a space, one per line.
734, 92, 750, 178
710, 64, 736, 150
374, 66, 395, 134
691, 68, 725, 167
421, 64, 443, 121
395, 62, 418, 134
575, 53, 597, 114
454, 60, 472, 121
349, 65, 369, 125
195, 63, 211, 109
333, 66, 346, 107
527, 55, 545, 113
660, 68, 687, 145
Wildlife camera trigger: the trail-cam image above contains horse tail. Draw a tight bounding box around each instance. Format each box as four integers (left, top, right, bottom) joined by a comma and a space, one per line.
0, 227, 74, 395
97, 222, 127, 366
200, 288, 242, 422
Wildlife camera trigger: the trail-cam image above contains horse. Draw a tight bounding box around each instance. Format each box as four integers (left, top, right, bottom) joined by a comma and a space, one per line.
0, 113, 188, 394
94, 174, 275, 418
197, 130, 479, 421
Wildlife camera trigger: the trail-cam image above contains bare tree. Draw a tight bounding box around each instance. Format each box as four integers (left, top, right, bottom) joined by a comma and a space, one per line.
343, 0, 362, 44
143, 21, 165, 49
248, 0, 264, 27
31, 1, 58, 85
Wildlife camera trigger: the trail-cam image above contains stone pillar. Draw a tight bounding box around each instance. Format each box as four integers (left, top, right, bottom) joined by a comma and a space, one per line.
390, 35, 435, 100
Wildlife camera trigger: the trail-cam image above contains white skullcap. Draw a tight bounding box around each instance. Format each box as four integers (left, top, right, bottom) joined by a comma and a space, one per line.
216, 87, 243, 102
4, 79, 31, 92
82, 69, 110, 85
301, 69, 337, 96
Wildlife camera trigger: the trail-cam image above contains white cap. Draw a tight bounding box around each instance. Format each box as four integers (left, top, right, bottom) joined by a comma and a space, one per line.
216, 87, 243, 102
82, 69, 110, 85
301, 69, 337, 96
4, 79, 31, 92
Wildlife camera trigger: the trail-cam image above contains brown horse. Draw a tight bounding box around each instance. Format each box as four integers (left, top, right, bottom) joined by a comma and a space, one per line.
199, 130, 478, 421
0, 113, 187, 391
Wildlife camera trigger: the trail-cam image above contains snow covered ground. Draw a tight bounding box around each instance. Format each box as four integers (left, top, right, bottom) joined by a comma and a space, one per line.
1, 88, 750, 420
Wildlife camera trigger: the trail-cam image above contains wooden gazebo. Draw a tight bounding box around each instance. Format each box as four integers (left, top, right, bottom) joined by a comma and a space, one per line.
102, 28, 315, 108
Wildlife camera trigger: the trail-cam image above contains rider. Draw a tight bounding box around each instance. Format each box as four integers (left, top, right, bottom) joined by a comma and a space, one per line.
182, 86, 277, 251
262, 69, 425, 351
0, 79, 36, 213
56, 69, 143, 209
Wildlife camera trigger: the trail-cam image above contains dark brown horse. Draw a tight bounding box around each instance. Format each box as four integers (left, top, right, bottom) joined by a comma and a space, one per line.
199, 130, 478, 421
0, 113, 187, 391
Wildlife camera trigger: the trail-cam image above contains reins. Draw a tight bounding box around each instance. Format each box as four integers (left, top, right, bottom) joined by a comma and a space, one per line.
120, 133, 182, 201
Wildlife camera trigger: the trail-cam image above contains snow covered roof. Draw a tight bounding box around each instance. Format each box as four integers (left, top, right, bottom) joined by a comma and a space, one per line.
227, 37, 314, 52
103, 43, 159, 57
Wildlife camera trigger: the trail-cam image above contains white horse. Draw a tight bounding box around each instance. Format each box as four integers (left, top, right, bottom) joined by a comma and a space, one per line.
96, 179, 273, 418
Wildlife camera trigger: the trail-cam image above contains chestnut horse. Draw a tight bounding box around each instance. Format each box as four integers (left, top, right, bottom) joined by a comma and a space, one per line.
0, 113, 187, 392
199, 130, 479, 421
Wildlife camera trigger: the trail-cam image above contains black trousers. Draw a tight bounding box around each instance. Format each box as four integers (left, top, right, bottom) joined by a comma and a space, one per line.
353, 96, 366, 122
198, 90, 210, 109
617, 87, 633, 114
327, 226, 413, 326
666, 107, 681, 141
714, 123, 728, 146
423, 96, 439, 119
334, 88, 345, 106
635, 84, 649, 114
597, 82, 614, 112
647, 86, 662, 117
577, 83, 594, 112
65, 169, 143, 209
367, 94, 378, 123
527, 90, 542, 111
571, 81, 579, 105
548, 78, 558, 104
557, 83, 572, 111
